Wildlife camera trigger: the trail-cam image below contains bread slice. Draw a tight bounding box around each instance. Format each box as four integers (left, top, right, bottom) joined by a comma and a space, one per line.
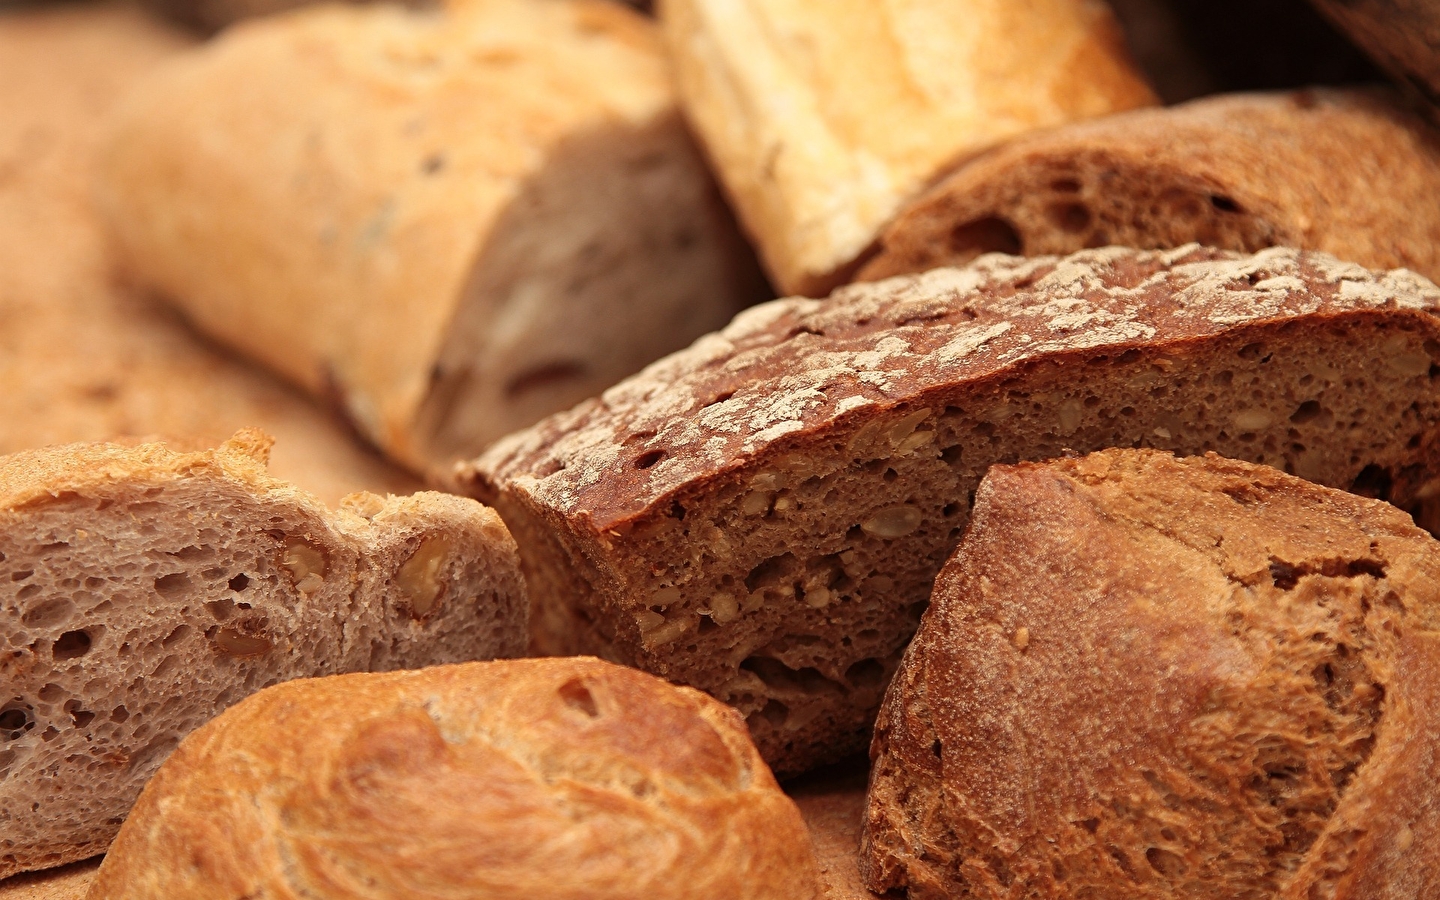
97, 0, 763, 477
0, 431, 526, 878
865, 449, 1440, 898
461, 245, 1440, 775
859, 89, 1440, 288
657, 0, 1155, 296
0, 859, 95, 900
87, 657, 818, 900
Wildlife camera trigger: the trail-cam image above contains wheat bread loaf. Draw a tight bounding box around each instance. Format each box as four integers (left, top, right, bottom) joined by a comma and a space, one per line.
462, 245, 1440, 775
864, 449, 1440, 898
0, 1, 418, 506
0, 431, 526, 878
86, 656, 818, 899
656, 0, 1156, 296
97, 0, 762, 477
860, 89, 1440, 287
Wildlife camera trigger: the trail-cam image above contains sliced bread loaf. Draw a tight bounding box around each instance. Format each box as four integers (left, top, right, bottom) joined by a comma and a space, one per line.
864, 449, 1440, 898
462, 245, 1440, 774
0, 431, 526, 878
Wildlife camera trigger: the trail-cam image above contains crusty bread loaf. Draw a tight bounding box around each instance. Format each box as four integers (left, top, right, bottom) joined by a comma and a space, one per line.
1309, 0, 1440, 116
98, 0, 763, 477
657, 0, 1156, 296
86, 657, 819, 899
0, 0, 418, 506
461, 245, 1440, 775
859, 89, 1440, 287
0, 432, 526, 878
865, 449, 1440, 898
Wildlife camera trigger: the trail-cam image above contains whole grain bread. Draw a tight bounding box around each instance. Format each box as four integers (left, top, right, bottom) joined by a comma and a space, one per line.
657, 0, 1155, 296
0, 431, 526, 878
859, 89, 1440, 288
97, 0, 763, 477
87, 657, 818, 900
864, 449, 1440, 898
461, 245, 1440, 775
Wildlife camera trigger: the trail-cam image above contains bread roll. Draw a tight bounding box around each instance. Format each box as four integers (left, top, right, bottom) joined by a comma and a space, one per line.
0, 432, 526, 878
0, 0, 417, 506
98, 0, 762, 476
87, 657, 820, 899
461, 245, 1440, 776
865, 449, 1440, 898
658, 0, 1156, 296
860, 89, 1440, 286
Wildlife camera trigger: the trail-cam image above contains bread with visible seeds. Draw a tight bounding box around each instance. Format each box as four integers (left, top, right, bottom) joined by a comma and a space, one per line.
860, 89, 1440, 287
0, 431, 526, 878
460, 245, 1440, 775
864, 449, 1440, 898
87, 657, 818, 900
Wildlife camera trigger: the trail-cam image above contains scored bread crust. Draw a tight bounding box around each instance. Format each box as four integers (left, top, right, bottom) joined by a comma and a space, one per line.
86, 657, 820, 900
657, 0, 1156, 296
859, 89, 1440, 287
461, 245, 1440, 775
864, 450, 1440, 898
0, 431, 526, 878
97, 0, 761, 475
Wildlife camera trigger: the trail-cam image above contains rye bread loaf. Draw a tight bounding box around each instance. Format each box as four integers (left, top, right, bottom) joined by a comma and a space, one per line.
97, 0, 762, 477
461, 245, 1440, 776
859, 89, 1440, 288
0, 431, 526, 878
657, 0, 1155, 297
0, 1, 417, 506
864, 449, 1440, 898
87, 657, 819, 900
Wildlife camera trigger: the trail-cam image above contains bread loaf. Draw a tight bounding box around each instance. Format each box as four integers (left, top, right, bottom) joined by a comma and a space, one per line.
462, 245, 1440, 775
0, 0, 417, 506
860, 89, 1440, 287
87, 657, 819, 899
0, 432, 526, 878
0, 860, 94, 900
657, 0, 1156, 296
864, 449, 1440, 898
98, 0, 762, 476
1309, 0, 1440, 116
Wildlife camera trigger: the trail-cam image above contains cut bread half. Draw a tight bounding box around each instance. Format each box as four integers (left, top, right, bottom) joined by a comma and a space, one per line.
0, 430, 526, 877
462, 246, 1440, 775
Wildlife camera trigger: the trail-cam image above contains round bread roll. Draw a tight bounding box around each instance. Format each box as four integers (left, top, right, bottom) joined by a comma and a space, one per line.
87, 657, 820, 899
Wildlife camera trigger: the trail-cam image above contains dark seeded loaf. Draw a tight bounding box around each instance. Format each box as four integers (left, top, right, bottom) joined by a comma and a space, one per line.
865, 449, 1440, 898
0, 431, 526, 878
460, 245, 1440, 775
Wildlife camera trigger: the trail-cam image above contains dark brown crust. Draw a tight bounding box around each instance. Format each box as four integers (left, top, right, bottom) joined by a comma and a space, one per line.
1309, 0, 1440, 115
858, 89, 1440, 286
864, 450, 1440, 898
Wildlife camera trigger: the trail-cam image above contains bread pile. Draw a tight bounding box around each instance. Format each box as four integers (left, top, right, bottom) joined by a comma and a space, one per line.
6, 0, 1440, 897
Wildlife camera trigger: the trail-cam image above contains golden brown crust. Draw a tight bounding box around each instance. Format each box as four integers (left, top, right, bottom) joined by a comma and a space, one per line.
860, 89, 1440, 286
658, 0, 1156, 296
88, 658, 820, 900
864, 450, 1440, 898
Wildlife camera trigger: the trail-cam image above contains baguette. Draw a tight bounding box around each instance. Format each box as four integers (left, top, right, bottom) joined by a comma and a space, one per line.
865, 449, 1440, 897
0, 432, 526, 877
462, 245, 1440, 775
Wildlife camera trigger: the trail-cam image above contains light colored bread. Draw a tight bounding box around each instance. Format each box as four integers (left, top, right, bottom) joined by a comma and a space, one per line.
0, 0, 418, 507
860, 89, 1440, 287
657, 0, 1156, 296
461, 245, 1440, 776
87, 657, 819, 899
0, 859, 95, 900
865, 449, 1440, 898
0, 432, 527, 878
1310, 0, 1440, 116
97, 0, 763, 477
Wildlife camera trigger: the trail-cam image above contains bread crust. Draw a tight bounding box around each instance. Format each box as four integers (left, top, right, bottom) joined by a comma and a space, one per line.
86, 657, 819, 900
658, 0, 1156, 296
1309, 0, 1440, 116
0, 432, 526, 878
860, 89, 1440, 286
461, 246, 1440, 774
864, 450, 1440, 898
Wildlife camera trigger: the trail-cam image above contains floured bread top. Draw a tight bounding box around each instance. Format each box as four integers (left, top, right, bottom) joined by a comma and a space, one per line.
469, 246, 1440, 526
